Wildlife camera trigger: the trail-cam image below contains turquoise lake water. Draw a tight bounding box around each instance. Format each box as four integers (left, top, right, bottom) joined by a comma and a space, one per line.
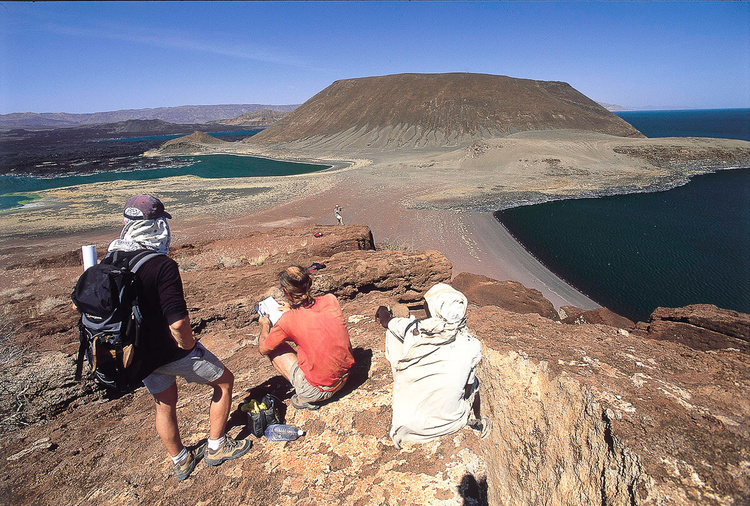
0, 145, 328, 211
496, 109, 750, 321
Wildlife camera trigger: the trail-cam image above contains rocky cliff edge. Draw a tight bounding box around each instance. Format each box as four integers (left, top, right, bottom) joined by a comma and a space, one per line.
0, 225, 747, 505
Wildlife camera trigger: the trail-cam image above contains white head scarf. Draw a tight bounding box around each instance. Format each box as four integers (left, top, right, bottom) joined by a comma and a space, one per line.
418, 283, 468, 335
108, 217, 171, 254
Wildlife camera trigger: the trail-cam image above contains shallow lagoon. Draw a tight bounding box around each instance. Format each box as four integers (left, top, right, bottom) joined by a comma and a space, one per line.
0, 154, 328, 211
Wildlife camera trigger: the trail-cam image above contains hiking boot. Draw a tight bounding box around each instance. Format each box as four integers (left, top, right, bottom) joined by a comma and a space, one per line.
173, 444, 205, 481
204, 436, 252, 467
291, 394, 320, 411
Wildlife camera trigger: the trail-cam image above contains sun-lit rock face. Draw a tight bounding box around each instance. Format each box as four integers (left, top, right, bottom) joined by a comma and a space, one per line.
473, 304, 750, 504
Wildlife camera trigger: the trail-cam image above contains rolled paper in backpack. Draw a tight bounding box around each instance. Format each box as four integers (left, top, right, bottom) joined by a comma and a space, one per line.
82, 245, 97, 271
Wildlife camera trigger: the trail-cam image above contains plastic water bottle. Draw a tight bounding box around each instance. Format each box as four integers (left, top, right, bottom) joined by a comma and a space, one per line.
264, 424, 305, 441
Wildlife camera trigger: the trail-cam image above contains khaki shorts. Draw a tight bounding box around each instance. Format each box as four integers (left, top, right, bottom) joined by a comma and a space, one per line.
142, 342, 225, 395
289, 362, 346, 404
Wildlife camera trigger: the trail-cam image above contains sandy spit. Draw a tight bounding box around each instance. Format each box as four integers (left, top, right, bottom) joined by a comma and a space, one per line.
3, 130, 749, 311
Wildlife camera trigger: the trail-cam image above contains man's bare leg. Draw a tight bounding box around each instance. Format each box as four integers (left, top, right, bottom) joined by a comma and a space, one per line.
207, 368, 234, 441
153, 382, 183, 457
267, 343, 298, 381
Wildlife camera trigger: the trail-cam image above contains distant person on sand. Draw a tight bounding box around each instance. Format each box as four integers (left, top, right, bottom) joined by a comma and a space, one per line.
110, 194, 251, 481
258, 265, 355, 410
376, 283, 487, 448
334, 204, 344, 225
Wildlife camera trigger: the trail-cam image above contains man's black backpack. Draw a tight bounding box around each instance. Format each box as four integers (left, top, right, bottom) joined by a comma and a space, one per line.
70, 250, 159, 392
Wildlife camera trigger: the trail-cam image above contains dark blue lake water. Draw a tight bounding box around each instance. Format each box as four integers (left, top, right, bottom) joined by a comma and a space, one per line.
496, 109, 750, 321
616, 109, 750, 141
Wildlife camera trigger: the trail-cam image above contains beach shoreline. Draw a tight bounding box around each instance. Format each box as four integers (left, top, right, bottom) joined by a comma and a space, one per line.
3, 130, 749, 313
0, 177, 600, 313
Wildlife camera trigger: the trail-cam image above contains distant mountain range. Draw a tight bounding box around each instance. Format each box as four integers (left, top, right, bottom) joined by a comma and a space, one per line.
211, 109, 290, 127
1, 97, 632, 132
597, 102, 628, 111
0, 104, 299, 130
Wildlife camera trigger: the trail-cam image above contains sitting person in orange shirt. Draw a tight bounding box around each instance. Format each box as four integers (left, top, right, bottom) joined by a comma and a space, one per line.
258, 265, 355, 410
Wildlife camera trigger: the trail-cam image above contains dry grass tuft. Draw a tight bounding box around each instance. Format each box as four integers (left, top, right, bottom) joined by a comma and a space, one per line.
37, 296, 67, 314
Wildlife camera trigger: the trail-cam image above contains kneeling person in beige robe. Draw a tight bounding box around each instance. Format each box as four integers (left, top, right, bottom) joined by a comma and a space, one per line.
377, 283, 482, 448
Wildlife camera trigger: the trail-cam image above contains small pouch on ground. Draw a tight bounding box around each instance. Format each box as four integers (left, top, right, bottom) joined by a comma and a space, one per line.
244, 394, 281, 438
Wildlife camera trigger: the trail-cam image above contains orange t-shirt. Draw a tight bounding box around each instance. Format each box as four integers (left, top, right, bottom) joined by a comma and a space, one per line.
264, 294, 354, 388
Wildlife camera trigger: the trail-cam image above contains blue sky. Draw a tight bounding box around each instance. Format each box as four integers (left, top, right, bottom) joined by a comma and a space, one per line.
1, 1, 749, 114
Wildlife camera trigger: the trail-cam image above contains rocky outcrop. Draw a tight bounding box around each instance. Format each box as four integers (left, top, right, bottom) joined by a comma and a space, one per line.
451, 271, 560, 320
561, 306, 635, 330
639, 304, 750, 354
314, 249, 452, 301
613, 144, 750, 173
1, 226, 748, 505
153, 130, 227, 154
472, 305, 749, 504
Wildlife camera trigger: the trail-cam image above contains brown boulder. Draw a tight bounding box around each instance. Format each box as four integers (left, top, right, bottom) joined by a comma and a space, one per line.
559, 305, 586, 321
314, 249, 452, 301
643, 304, 750, 354
451, 271, 559, 320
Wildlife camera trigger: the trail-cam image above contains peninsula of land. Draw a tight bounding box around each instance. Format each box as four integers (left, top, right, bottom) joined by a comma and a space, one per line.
2, 73, 750, 504
2, 73, 749, 310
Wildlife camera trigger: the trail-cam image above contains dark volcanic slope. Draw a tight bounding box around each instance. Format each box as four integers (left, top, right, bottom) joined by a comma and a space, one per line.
156, 131, 228, 154
249, 73, 643, 150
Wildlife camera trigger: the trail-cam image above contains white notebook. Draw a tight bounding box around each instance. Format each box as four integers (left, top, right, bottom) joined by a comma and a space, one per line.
257, 297, 284, 325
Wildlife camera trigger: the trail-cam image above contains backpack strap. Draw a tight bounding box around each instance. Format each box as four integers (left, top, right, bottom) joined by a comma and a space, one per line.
129, 250, 161, 273
393, 318, 422, 343
74, 320, 87, 381
100, 249, 160, 270
125, 250, 160, 351
113, 341, 126, 392
404, 319, 421, 336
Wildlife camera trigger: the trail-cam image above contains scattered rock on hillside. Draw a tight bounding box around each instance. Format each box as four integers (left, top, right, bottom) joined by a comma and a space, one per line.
2, 225, 749, 505
561, 306, 635, 330
0, 229, 485, 506
451, 271, 559, 320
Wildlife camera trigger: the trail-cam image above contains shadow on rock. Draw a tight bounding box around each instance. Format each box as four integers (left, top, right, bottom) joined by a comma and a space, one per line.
228, 376, 294, 437
330, 347, 373, 401
459, 474, 488, 506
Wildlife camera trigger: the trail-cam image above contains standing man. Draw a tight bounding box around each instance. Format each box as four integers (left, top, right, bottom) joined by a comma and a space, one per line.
334, 205, 344, 225
110, 194, 251, 480
258, 265, 354, 410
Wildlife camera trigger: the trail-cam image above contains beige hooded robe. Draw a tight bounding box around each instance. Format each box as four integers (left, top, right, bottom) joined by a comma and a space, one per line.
385, 283, 482, 448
